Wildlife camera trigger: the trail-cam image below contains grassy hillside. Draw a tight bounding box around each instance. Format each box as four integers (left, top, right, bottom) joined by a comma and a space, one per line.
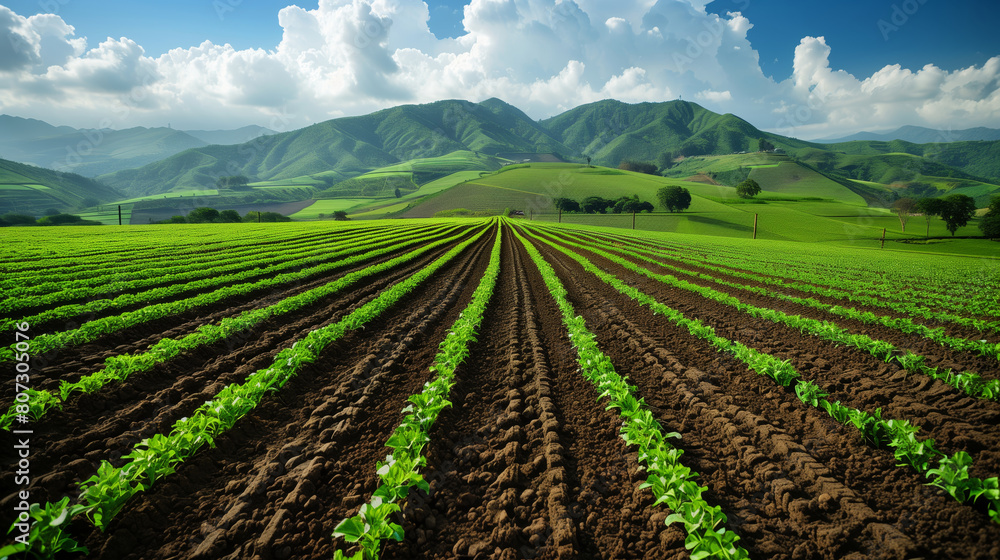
0, 122, 208, 177
0, 158, 122, 215
541, 99, 817, 167
98, 99, 576, 197
820, 139, 1000, 185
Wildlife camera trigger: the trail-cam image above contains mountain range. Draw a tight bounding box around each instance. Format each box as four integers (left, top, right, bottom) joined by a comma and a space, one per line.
816, 125, 1000, 144
0, 115, 274, 178
3, 98, 1000, 216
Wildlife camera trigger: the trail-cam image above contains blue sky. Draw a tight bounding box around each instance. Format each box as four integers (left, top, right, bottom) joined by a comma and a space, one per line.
9, 0, 997, 79
2, 0, 999, 138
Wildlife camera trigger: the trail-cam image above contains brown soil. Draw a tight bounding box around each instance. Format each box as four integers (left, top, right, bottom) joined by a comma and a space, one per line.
4, 222, 999, 560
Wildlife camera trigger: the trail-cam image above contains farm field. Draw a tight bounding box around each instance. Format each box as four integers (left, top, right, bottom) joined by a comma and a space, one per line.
2, 219, 999, 560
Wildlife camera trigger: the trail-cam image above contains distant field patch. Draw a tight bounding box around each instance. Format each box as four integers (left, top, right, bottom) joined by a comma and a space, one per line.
291, 198, 370, 220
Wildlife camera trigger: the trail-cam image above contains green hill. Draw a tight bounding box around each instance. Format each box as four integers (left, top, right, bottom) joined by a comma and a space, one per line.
98, 99, 576, 198
541, 99, 817, 166
0, 117, 209, 177
819, 139, 1000, 185
0, 158, 122, 215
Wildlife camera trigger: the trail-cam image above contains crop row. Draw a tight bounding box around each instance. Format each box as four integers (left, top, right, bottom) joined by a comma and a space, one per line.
646, 235, 996, 310
332, 226, 504, 559
2, 225, 388, 300
570, 228, 1000, 333
535, 228, 1000, 400
3, 224, 492, 558
1, 225, 331, 275
554, 228, 1000, 361
0, 225, 477, 430
0, 224, 452, 330
0, 224, 470, 362
513, 225, 750, 560
519, 223, 1000, 524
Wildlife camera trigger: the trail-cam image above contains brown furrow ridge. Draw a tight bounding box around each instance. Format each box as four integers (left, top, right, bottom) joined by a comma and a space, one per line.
0, 240, 459, 504
557, 231, 1000, 375
576, 230, 998, 344
531, 237, 923, 560
385, 229, 685, 559
75, 228, 495, 560
26, 226, 474, 376
556, 238, 1000, 484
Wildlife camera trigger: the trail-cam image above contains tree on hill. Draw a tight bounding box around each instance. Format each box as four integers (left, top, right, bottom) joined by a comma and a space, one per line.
333, 210, 349, 221
394, 187, 402, 198
581, 196, 612, 214
618, 160, 659, 175
758, 138, 775, 152
554, 197, 580, 212
916, 197, 946, 238
187, 207, 220, 223
0, 213, 37, 226
657, 186, 692, 213
736, 178, 762, 199
980, 195, 1000, 239
657, 151, 675, 172
892, 197, 917, 232
244, 211, 291, 222
939, 194, 977, 236
36, 213, 101, 226
216, 175, 251, 191
218, 209, 242, 223
610, 195, 651, 214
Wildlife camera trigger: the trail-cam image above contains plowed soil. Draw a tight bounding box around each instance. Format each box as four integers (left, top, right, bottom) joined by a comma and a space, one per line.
3, 222, 999, 560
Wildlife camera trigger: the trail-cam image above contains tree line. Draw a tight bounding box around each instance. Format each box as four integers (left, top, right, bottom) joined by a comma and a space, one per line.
893, 194, 1000, 238
158, 207, 291, 224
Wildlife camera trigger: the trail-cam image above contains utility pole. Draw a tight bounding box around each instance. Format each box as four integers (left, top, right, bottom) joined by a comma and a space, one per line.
118, 205, 122, 226
753, 213, 758, 239
881, 227, 886, 249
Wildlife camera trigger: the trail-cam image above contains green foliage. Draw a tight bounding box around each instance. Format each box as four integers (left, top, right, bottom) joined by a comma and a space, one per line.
1, 212, 37, 226
244, 210, 291, 222
3, 497, 89, 558
215, 175, 250, 190
736, 178, 761, 199
554, 197, 580, 212
333, 226, 502, 558
657, 186, 692, 212
36, 213, 102, 226
939, 193, 978, 236
581, 196, 613, 214
513, 225, 749, 559
218, 209, 242, 222
981, 195, 1000, 238
186, 207, 220, 223
619, 159, 659, 175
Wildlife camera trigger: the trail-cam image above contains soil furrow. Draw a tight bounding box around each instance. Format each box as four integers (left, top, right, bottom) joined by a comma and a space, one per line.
78, 225, 496, 560
530, 234, 1000, 560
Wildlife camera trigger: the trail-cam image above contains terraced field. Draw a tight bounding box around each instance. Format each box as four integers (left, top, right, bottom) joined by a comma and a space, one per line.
2, 219, 998, 560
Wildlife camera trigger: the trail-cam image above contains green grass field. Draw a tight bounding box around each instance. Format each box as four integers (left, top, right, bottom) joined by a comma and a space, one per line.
76, 206, 134, 225
289, 199, 371, 220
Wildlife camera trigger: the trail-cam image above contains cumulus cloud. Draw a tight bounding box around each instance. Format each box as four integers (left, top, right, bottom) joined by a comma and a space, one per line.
0, 0, 997, 139
774, 36, 1000, 138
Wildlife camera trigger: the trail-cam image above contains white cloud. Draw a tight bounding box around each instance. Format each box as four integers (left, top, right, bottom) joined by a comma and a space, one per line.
0, 1, 997, 140
774, 36, 1000, 138
697, 90, 731, 102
